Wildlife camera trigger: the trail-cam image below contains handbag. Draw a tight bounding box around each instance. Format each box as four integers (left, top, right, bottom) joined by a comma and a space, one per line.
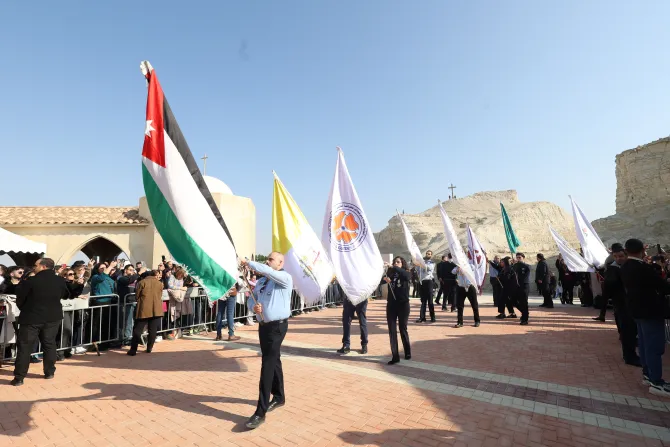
168, 289, 185, 303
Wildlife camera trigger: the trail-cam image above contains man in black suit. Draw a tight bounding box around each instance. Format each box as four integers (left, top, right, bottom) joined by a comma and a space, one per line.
439, 254, 457, 312
12, 258, 69, 386
620, 239, 670, 397
536, 253, 553, 308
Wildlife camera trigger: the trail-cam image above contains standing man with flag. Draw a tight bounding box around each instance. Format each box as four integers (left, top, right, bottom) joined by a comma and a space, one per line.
322, 148, 384, 354
241, 254, 293, 429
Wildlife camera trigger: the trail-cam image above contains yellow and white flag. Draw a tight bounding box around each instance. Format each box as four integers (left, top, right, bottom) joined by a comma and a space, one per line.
273, 172, 334, 306
322, 148, 384, 305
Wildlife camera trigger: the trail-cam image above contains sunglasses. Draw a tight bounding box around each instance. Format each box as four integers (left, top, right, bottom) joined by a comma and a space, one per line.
67, 273, 75, 276
16, 271, 24, 275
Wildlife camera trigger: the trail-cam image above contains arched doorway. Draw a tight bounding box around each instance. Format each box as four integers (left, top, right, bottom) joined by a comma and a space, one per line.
68, 236, 129, 264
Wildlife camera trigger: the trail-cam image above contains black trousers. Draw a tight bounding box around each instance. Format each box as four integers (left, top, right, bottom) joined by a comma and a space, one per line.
497, 289, 515, 315
342, 300, 368, 347
14, 320, 61, 380
562, 280, 575, 304
255, 319, 288, 417
457, 285, 480, 324
516, 284, 530, 322
442, 280, 457, 311
614, 305, 638, 362
130, 317, 161, 352
491, 279, 503, 308
387, 300, 411, 360
419, 280, 435, 321
435, 281, 445, 303
539, 282, 553, 307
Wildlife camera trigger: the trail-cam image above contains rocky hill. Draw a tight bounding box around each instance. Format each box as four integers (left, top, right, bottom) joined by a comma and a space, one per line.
593, 137, 670, 247
375, 190, 579, 261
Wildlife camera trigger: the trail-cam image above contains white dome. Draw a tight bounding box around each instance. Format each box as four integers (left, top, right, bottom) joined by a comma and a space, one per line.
203, 175, 233, 195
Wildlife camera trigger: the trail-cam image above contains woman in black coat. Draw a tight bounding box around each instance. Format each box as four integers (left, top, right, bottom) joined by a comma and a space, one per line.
383, 256, 412, 364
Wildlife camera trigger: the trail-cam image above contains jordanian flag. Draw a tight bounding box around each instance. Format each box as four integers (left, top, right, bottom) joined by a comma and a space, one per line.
140, 61, 237, 300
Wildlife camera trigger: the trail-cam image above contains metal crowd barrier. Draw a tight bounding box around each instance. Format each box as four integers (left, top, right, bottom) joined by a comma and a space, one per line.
0, 282, 367, 363
1, 294, 120, 363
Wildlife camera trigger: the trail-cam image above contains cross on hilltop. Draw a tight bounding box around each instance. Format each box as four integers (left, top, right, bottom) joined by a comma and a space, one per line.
448, 183, 457, 199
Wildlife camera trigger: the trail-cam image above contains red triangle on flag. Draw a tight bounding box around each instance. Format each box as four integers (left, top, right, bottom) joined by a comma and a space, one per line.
142, 71, 166, 168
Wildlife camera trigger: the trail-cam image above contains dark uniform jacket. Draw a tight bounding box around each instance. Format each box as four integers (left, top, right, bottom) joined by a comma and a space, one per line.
620, 257, 670, 320
514, 262, 531, 285
535, 260, 550, 283
16, 270, 69, 324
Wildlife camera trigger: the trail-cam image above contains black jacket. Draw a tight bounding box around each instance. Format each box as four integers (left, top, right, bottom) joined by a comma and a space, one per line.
385, 266, 411, 303
620, 258, 670, 320
602, 262, 627, 309
535, 260, 550, 282
438, 261, 457, 281
514, 262, 531, 285
117, 273, 139, 303
16, 270, 70, 324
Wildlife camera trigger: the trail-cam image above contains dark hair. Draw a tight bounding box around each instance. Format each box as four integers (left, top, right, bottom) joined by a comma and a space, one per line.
124, 264, 135, 273
441, 255, 447, 261
21, 268, 34, 281
516, 252, 525, 258
501, 256, 512, 268
392, 256, 408, 270
147, 269, 159, 277
611, 243, 624, 253
38, 258, 55, 270
447, 253, 453, 259
624, 238, 645, 255
536, 253, 545, 261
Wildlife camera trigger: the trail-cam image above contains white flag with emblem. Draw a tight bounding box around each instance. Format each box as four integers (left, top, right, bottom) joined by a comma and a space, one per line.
438, 200, 477, 286
549, 225, 593, 272
466, 224, 487, 289
397, 211, 425, 269
322, 148, 384, 305
570, 196, 608, 269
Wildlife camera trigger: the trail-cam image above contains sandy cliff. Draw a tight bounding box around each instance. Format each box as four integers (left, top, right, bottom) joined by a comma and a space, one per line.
593, 137, 670, 246
375, 190, 578, 260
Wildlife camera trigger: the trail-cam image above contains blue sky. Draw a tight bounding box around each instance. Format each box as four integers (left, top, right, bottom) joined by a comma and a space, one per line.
2, 1, 670, 255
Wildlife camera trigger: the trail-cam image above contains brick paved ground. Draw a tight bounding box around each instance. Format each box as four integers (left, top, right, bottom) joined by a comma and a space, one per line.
2, 294, 670, 447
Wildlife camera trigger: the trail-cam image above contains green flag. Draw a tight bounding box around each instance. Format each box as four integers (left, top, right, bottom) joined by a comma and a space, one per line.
501, 202, 521, 254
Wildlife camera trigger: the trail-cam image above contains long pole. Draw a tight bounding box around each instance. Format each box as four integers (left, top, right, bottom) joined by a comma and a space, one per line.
238, 261, 264, 323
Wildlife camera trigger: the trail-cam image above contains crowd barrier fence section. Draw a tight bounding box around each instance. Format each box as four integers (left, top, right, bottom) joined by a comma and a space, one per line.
1, 283, 374, 361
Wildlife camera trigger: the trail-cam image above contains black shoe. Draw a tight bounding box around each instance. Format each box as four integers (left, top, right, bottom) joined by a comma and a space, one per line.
538, 304, 546, 308
429, 319, 436, 323
474, 322, 480, 327
495, 313, 506, 319
44, 374, 54, 380
450, 308, 456, 312
245, 414, 265, 430
56, 353, 65, 362
360, 345, 368, 354
507, 313, 517, 318
441, 307, 447, 311
145, 349, 152, 354
127, 350, 137, 356
434, 300, 440, 305
454, 323, 463, 328
520, 320, 529, 326
267, 398, 285, 413
388, 358, 400, 365
593, 317, 605, 322
405, 354, 411, 360
64, 351, 72, 359
336, 346, 350, 354
10, 378, 23, 386
415, 319, 426, 323
215, 335, 222, 341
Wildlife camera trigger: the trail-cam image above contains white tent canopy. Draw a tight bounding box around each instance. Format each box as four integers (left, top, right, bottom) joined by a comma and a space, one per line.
0, 227, 46, 255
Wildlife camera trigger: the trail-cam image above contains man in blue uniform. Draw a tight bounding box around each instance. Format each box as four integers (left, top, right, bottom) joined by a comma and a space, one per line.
241, 253, 293, 429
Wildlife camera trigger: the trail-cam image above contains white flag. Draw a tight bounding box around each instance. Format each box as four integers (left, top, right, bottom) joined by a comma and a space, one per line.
438, 200, 477, 286
322, 148, 384, 305
549, 225, 593, 273
466, 224, 487, 288
397, 211, 425, 269
570, 196, 608, 269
